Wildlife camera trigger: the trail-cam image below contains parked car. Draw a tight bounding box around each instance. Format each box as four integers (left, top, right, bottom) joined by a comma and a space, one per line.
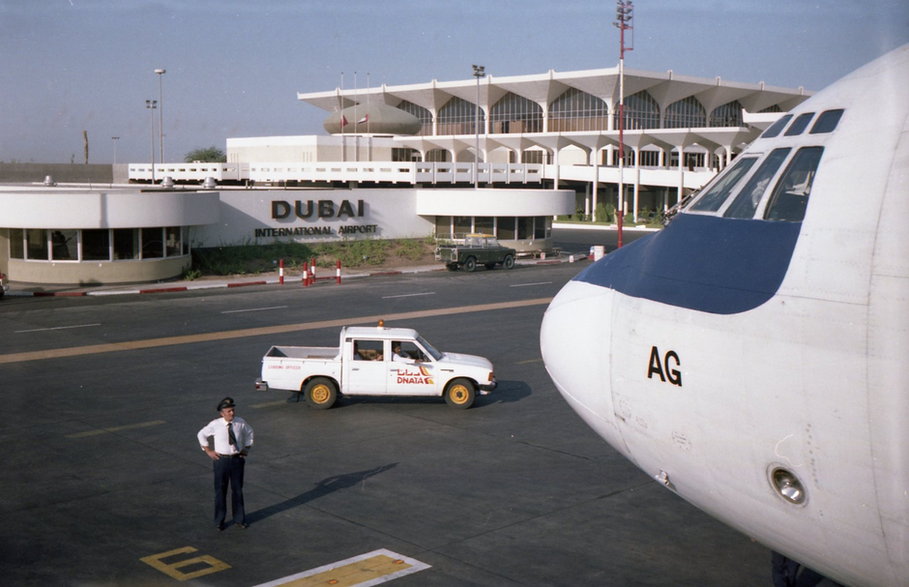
0, 272, 8, 298
435, 233, 516, 272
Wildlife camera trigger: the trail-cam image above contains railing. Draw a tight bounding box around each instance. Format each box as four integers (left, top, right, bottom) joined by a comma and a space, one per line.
128, 161, 711, 189
128, 163, 248, 182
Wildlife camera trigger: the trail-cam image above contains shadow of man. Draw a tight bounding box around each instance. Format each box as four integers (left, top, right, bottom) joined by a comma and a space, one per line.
248, 463, 398, 523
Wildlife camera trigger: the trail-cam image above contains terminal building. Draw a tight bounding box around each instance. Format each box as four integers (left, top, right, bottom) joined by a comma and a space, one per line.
2, 64, 810, 285
132, 65, 810, 220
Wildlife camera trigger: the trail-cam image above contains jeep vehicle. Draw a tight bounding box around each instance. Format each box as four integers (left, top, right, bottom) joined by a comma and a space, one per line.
435, 233, 516, 272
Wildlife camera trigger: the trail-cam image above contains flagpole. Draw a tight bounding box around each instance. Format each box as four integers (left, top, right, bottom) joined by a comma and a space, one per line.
354, 71, 358, 162
340, 72, 345, 162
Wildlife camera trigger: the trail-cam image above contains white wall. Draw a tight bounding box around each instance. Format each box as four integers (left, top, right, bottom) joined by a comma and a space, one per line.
191, 188, 434, 247
0, 188, 220, 228
227, 135, 395, 164
415, 187, 575, 216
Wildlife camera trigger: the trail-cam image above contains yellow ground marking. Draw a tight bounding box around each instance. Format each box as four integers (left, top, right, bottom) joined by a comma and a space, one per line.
0, 298, 551, 365
516, 357, 544, 365
140, 546, 231, 582
66, 419, 166, 439
254, 549, 430, 587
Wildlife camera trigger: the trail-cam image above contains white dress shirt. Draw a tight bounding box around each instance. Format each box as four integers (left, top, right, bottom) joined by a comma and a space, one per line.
197, 416, 254, 455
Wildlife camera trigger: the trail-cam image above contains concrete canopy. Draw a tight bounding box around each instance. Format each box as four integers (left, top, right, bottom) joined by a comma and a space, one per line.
324, 103, 422, 135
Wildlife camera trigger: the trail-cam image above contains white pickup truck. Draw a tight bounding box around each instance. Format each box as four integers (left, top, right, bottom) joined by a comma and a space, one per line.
255, 323, 497, 409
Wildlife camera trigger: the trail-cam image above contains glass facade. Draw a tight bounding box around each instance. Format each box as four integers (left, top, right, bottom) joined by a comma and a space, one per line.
26, 229, 48, 260
622, 91, 661, 130
82, 229, 111, 261
426, 149, 450, 162
665, 96, 707, 128
490, 93, 543, 134
51, 230, 77, 260
437, 97, 482, 136
433, 216, 550, 241
550, 88, 609, 132
709, 101, 744, 127
8, 227, 187, 262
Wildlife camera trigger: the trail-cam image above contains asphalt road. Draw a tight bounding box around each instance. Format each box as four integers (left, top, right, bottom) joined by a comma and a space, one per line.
0, 261, 774, 586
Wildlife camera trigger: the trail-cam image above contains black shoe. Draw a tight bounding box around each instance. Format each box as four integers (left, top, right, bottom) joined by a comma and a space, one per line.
235, 522, 249, 529
217, 523, 227, 531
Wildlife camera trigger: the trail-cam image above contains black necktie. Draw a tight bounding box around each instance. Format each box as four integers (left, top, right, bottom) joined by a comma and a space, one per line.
228, 422, 237, 448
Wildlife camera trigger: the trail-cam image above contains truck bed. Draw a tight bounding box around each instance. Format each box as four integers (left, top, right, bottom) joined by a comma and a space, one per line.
265, 346, 339, 360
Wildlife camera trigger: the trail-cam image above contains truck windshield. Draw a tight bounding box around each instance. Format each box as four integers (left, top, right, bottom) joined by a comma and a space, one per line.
416, 335, 443, 361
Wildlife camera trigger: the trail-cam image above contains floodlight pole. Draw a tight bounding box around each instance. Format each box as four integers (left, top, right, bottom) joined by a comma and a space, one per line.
145, 99, 157, 183
154, 68, 166, 163
472, 64, 485, 189
614, 0, 633, 248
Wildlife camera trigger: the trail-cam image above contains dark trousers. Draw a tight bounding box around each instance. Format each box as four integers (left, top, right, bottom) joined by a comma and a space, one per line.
213, 455, 245, 526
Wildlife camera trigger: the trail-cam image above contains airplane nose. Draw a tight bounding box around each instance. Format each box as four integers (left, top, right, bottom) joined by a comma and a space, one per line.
541, 279, 626, 453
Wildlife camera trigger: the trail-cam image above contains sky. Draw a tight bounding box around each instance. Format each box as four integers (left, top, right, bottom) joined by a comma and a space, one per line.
1, 0, 906, 165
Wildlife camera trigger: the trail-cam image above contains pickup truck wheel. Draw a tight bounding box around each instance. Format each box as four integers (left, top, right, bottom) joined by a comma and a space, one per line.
502, 254, 515, 269
464, 257, 477, 272
444, 378, 476, 409
305, 377, 338, 409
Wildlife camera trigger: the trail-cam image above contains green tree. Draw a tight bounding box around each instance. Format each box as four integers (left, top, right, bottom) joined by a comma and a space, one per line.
184, 147, 226, 162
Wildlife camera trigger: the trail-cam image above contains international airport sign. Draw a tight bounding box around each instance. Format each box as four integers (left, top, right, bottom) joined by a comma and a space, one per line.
255, 197, 377, 239
270, 198, 364, 220
254, 225, 379, 238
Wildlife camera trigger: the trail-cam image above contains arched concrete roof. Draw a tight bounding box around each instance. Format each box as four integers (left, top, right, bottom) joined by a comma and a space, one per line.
299, 66, 811, 115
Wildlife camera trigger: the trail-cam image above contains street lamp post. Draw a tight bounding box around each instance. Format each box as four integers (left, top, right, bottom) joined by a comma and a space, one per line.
472, 64, 485, 189
145, 99, 157, 183
154, 68, 166, 163
613, 1, 633, 248
111, 136, 120, 165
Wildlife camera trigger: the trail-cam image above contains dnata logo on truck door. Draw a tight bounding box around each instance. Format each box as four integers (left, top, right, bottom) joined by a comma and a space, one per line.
397, 366, 434, 385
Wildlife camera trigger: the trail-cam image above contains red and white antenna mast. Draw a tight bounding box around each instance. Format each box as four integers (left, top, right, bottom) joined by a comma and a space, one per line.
614, 0, 634, 248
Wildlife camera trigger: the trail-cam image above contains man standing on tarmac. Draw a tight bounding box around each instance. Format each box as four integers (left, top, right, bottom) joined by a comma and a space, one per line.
197, 397, 254, 530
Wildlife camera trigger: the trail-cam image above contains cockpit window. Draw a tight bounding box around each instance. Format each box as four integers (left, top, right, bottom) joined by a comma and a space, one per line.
764, 147, 824, 222
810, 109, 844, 134
760, 114, 793, 139
688, 156, 758, 212
724, 148, 791, 219
784, 112, 815, 136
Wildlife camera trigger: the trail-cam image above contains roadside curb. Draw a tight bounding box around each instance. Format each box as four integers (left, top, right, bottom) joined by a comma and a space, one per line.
8, 255, 587, 298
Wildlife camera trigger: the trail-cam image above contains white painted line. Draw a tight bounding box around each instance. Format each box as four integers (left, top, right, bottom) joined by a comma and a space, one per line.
16, 323, 102, 334
509, 281, 552, 288
381, 292, 436, 299
221, 305, 288, 314
253, 549, 431, 587
88, 289, 141, 296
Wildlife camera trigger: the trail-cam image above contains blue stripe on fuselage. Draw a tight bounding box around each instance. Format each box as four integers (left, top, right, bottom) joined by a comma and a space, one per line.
574, 214, 802, 314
